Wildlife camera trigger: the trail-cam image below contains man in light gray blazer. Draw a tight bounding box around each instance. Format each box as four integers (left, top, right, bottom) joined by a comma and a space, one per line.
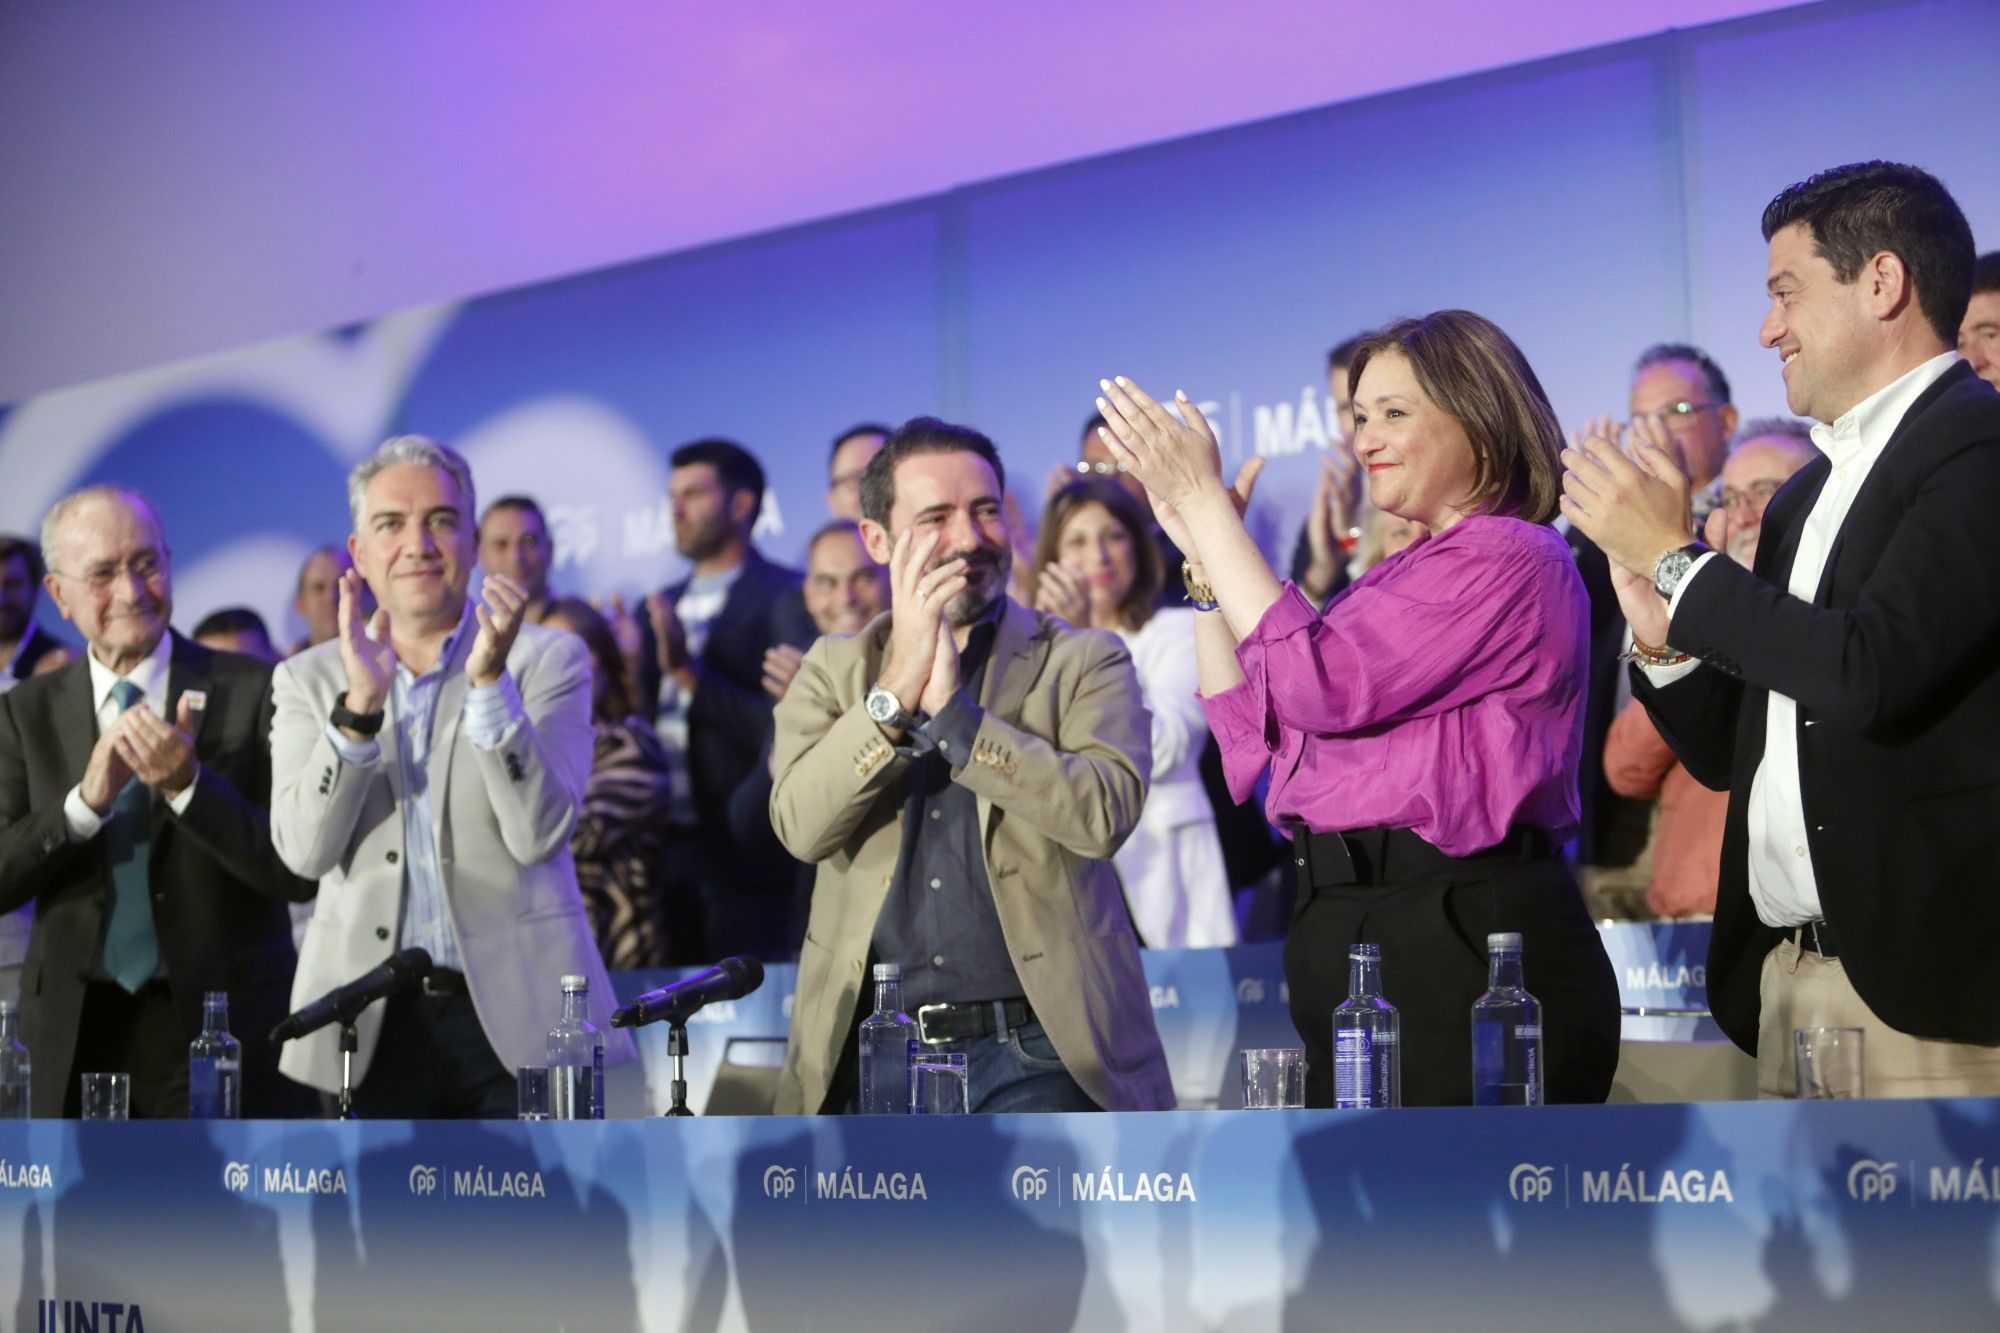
270, 437, 633, 1117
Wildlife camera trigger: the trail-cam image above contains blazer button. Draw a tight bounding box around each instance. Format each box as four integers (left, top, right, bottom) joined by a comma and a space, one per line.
376, 927, 390, 941
386, 850, 399, 864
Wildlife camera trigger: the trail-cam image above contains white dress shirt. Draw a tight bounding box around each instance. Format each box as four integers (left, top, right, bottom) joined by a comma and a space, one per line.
62, 633, 198, 840
1645, 351, 1959, 926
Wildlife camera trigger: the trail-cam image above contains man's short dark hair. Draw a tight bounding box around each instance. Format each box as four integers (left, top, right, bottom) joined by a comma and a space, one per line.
1327, 332, 1371, 375
828, 423, 892, 468
192, 606, 272, 642
670, 438, 766, 514
1634, 343, 1733, 407
1974, 251, 2000, 295
480, 495, 548, 529
858, 418, 1007, 528
1761, 161, 1975, 347
0, 534, 44, 584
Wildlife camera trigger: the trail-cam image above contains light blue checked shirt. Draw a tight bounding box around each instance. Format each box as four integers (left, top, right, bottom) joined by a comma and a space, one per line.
324, 607, 525, 973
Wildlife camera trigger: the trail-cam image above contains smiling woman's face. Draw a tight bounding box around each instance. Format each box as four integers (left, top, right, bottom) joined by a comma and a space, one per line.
1350, 350, 1480, 533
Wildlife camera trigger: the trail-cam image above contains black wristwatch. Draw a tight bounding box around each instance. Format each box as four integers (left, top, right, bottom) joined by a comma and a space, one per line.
1652, 543, 1711, 600
330, 694, 386, 737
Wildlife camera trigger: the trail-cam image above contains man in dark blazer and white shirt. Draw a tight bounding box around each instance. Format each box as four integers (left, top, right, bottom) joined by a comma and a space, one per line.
0, 488, 313, 1116
635, 438, 816, 960
1561, 161, 2000, 1097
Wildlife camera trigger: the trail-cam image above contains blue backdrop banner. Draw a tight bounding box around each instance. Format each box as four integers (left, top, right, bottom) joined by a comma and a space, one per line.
0, 1097, 1995, 1329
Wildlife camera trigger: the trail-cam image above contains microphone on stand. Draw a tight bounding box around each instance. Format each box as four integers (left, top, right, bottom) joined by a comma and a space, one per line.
611, 956, 765, 1029
270, 948, 434, 1044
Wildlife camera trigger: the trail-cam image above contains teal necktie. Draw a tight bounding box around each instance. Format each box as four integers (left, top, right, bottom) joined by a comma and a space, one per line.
101, 678, 159, 993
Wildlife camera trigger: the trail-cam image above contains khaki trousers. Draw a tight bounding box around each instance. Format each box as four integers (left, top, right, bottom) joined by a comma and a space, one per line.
1756, 936, 2000, 1099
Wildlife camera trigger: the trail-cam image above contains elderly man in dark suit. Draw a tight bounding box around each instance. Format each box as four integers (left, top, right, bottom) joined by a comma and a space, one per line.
0, 487, 314, 1117
1563, 161, 2000, 1098
634, 438, 816, 960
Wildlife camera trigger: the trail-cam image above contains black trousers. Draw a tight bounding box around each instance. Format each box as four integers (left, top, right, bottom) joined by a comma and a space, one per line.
1283, 848, 1620, 1108
66, 979, 187, 1118
351, 988, 516, 1119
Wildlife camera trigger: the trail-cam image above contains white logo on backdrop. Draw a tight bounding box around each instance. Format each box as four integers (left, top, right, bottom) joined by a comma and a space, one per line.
1011, 1166, 1050, 1202
222, 1161, 251, 1193
1509, 1163, 1556, 1203
1847, 1159, 1899, 1203
408, 1164, 440, 1196
763, 1165, 799, 1199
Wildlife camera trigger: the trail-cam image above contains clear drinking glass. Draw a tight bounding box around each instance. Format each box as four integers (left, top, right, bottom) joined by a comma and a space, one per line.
517, 1066, 553, 1120
1241, 1048, 1307, 1108
909, 1052, 970, 1114
1795, 1027, 1865, 1099
80, 1072, 130, 1120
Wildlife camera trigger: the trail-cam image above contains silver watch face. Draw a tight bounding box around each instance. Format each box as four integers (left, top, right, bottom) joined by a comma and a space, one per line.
1654, 548, 1694, 598
866, 687, 901, 724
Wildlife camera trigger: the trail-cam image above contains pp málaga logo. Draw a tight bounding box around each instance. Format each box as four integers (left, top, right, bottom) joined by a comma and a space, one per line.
1011, 1166, 1050, 1202
1847, 1159, 1899, 1202
408, 1165, 440, 1196
763, 1166, 799, 1199
1509, 1163, 1556, 1203
222, 1162, 251, 1193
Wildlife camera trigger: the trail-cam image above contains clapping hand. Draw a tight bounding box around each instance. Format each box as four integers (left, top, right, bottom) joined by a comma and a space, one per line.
1033, 562, 1090, 627
762, 644, 804, 699
877, 529, 965, 724
1301, 451, 1360, 599
115, 698, 199, 798
336, 568, 395, 716
1561, 421, 1692, 646
1094, 377, 1224, 512
467, 573, 529, 688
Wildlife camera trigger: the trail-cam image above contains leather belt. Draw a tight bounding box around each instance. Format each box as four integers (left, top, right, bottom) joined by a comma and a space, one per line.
916, 997, 1034, 1045
1792, 919, 1839, 960
420, 968, 470, 996
1290, 824, 1552, 891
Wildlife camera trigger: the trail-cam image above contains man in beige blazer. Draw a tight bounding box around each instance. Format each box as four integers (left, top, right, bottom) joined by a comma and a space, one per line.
271, 437, 633, 1117
771, 418, 1174, 1114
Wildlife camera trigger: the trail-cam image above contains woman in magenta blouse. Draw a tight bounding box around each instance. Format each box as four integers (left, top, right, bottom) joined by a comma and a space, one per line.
1097, 310, 1619, 1107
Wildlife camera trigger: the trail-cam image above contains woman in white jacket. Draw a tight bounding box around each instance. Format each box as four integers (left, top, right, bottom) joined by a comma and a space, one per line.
1033, 477, 1236, 947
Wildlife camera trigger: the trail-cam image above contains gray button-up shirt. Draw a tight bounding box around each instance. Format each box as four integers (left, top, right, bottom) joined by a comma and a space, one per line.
872, 602, 1024, 1011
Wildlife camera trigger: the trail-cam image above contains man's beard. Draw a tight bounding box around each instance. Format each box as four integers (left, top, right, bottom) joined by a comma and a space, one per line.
675, 516, 732, 563
936, 545, 1009, 626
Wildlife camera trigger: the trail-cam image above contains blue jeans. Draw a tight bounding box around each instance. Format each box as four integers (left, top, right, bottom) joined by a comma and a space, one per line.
920, 1020, 1100, 1114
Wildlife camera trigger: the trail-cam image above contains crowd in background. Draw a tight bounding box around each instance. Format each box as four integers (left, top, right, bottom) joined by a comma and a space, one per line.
1, 158, 1996, 1115
4, 247, 1998, 986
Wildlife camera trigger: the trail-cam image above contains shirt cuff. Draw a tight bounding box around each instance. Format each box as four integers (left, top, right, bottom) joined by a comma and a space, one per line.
464, 670, 526, 751
920, 691, 985, 768
63, 784, 106, 842
166, 768, 199, 816
323, 722, 382, 767
1637, 656, 1704, 687
1232, 581, 1320, 665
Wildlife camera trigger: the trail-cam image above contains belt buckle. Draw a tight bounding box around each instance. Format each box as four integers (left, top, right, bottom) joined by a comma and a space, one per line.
916, 1003, 951, 1045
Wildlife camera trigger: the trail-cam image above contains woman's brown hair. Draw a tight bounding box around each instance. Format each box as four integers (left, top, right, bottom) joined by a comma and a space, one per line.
1347, 310, 1566, 524
1032, 477, 1163, 631
543, 596, 634, 724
